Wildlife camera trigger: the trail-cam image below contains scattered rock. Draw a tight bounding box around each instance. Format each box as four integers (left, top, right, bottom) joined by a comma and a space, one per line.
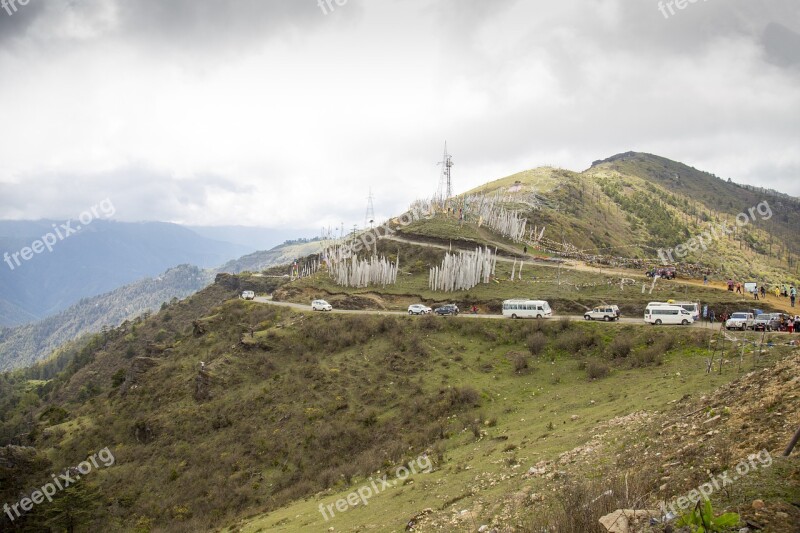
599, 509, 660, 533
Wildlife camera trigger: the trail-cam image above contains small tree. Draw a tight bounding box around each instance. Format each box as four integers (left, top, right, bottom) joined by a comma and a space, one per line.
43, 482, 103, 533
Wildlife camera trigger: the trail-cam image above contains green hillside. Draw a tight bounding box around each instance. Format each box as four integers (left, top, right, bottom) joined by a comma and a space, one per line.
1, 153, 798, 533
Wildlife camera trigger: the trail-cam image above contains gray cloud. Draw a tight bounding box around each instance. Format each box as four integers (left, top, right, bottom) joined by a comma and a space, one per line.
0, 0, 797, 230
0, 0, 46, 44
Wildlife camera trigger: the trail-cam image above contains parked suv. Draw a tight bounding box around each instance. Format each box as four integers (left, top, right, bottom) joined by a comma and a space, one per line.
408, 304, 432, 315
434, 304, 459, 316
753, 313, 781, 332
725, 312, 755, 331
311, 299, 333, 311
584, 306, 620, 321
241, 290, 255, 300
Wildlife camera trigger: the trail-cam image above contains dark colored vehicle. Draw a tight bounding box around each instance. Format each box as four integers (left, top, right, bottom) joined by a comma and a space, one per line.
646, 266, 676, 280
753, 313, 781, 332
434, 304, 459, 316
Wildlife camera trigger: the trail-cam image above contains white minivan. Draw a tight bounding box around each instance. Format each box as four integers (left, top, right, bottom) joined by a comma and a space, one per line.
502, 299, 552, 319
644, 303, 694, 325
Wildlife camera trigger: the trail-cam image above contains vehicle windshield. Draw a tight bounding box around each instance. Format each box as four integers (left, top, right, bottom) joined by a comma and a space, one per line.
730, 313, 748, 319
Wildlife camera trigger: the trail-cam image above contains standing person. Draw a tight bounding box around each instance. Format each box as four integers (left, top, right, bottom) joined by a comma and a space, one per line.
703, 274, 708, 285
753, 287, 759, 300
791, 286, 797, 307
709, 309, 715, 325
794, 315, 800, 333
760, 286, 766, 298
774, 286, 781, 298
736, 282, 742, 294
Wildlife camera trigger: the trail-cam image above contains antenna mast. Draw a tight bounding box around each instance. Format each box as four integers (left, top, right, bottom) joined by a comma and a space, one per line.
365, 188, 375, 229
436, 142, 454, 204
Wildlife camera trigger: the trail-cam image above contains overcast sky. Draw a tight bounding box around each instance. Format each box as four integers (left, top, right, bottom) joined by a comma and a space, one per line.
0, 0, 798, 232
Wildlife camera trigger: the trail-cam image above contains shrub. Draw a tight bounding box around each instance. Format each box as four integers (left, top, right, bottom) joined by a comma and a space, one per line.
630, 346, 664, 368
586, 361, 610, 380
512, 353, 529, 373
111, 368, 127, 388
457, 386, 480, 406
609, 336, 633, 358
526, 332, 547, 355
556, 329, 598, 354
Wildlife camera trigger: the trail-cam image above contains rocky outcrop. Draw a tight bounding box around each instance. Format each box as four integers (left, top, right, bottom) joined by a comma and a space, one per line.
120, 357, 160, 396
194, 369, 212, 402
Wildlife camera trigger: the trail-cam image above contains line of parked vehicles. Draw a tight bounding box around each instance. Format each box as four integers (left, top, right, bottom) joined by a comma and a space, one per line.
725, 311, 797, 332
306, 296, 703, 325
298, 297, 796, 333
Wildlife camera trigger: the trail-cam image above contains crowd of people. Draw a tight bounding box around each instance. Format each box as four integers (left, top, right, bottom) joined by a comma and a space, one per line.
725, 279, 797, 306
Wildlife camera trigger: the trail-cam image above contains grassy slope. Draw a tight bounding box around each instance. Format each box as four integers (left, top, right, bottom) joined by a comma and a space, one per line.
231, 320, 798, 533
5, 274, 794, 532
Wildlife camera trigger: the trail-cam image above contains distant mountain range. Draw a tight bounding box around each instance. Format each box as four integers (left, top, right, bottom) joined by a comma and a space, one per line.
0, 264, 211, 371
0, 238, 324, 370
186, 225, 316, 252
0, 220, 252, 327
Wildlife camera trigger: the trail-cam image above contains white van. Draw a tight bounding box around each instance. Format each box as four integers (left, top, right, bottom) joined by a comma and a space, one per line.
644, 303, 694, 325
241, 290, 255, 300
502, 299, 552, 319
672, 301, 700, 321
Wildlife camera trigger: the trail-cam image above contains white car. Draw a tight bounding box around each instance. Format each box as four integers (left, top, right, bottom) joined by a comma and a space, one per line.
408, 304, 432, 315
241, 290, 255, 300
311, 299, 333, 311
584, 306, 619, 321
726, 312, 755, 331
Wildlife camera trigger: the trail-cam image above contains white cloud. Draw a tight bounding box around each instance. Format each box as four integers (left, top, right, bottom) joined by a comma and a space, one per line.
0, 0, 797, 231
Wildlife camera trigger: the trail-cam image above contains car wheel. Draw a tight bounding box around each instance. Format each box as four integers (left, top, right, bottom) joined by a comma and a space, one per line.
655, 319, 662, 325
584, 315, 591, 320
536, 314, 542, 319
604, 316, 611, 322
511, 314, 517, 319
681, 319, 689, 325
409, 310, 414, 315
741, 324, 746, 331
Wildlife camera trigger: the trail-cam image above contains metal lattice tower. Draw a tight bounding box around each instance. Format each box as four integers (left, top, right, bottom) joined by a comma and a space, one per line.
436, 142, 454, 203
365, 189, 375, 229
